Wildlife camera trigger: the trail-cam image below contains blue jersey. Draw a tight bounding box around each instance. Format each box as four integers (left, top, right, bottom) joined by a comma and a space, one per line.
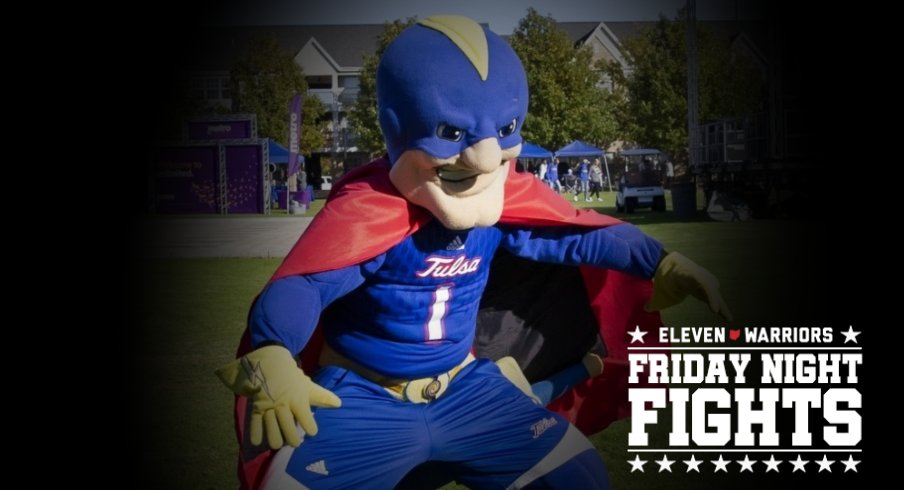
578, 162, 589, 181
250, 221, 662, 379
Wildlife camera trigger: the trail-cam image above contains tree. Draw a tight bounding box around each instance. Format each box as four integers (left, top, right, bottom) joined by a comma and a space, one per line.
231, 34, 326, 154
509, 8, 619, 150
348, 18, 416, 157
603, 11, 765, 170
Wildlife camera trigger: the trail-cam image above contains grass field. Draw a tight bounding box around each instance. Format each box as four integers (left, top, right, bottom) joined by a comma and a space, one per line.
155, 187, 691, 221
134, 208, 829, 489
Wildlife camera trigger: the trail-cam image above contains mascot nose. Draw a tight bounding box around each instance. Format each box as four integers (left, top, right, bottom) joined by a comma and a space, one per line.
461, 138, 503, 173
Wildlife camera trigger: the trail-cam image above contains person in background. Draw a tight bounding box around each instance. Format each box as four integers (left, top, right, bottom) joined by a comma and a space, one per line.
575, 159, 590, 202
665, 159, 674, 188
589, 158, 604, 202
546, 157, 561, 193
298, 169, 307, 192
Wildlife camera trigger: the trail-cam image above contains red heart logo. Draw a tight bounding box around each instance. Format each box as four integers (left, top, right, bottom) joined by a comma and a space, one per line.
729, 329, 741, 341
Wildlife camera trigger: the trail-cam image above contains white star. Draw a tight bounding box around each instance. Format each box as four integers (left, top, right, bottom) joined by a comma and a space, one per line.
841, 454, 860, 473
762, 455, 782, 472
841, 326, 861, 344
683, 454, 702, 473
655, 454, 674, 472
711, 454, 729, 473
815, 454, 834, 472
628, 455, 647, 473
736, 454, 755, 472
628, 325, 648, 343
790, 454, 808, 472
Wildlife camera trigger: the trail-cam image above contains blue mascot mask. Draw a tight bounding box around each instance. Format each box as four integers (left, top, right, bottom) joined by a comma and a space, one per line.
377, 16, 529, 164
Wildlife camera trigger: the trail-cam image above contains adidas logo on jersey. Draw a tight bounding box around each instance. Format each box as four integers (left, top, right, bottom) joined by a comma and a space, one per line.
446, 235, 465, 251
306, 459, 329, 475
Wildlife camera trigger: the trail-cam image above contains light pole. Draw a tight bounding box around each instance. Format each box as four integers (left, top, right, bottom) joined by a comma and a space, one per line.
331, 91, 340, 184
686, 0, 700, 172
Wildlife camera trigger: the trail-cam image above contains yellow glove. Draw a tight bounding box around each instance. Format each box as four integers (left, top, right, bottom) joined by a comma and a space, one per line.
646, 252, 733, 321
216, 345, 341, 450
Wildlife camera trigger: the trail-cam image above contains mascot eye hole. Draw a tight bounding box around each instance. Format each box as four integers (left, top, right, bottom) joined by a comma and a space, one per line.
498, 119, 517, 138
436, 124, 464, 142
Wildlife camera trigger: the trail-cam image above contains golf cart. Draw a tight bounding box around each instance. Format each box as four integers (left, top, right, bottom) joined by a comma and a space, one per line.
615, 149, 667, 213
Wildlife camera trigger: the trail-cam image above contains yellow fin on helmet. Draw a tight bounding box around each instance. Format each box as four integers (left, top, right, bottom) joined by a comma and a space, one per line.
419, 15, 489, 81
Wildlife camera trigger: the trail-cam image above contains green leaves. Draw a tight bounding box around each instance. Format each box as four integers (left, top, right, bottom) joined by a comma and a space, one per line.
347, 18, 416, 157
349, 12, 621, 157
606, 12, 766, 168
509, 8, 618, 151
230, 35, 326, 155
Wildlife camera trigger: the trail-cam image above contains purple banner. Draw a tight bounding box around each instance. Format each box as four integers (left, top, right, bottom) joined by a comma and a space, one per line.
288, 93, 303, 176
224, 144, 264, 213
154, 146, 219, 213
186, 120, 253, 141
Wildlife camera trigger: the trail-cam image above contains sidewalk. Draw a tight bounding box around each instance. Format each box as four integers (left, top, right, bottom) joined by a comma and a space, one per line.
138, 217, 313, 258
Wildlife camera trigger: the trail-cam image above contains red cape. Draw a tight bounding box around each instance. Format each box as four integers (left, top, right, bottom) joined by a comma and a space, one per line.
272, 158, 624, 278
233, 158, 664, 489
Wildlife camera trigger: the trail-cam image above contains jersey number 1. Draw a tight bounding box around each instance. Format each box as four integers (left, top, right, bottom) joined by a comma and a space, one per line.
426, 285, 452, 341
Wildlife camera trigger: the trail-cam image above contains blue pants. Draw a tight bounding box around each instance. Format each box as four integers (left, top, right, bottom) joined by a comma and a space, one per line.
261, 359, 610, 489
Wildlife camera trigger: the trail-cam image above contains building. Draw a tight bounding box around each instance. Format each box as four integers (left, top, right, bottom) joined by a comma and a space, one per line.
184, 20, 772, 181
185, 24, 387, 171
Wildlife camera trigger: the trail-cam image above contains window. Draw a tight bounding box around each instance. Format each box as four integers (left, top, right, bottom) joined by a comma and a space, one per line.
338, 75, 360, 105
306, 75, 332, 90
338, 75, 359, 90
309, 89, 334, 107
191, 75, 231, 101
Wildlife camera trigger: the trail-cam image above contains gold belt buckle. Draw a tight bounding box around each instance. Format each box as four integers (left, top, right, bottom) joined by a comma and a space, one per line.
383, 354, 474, 403
403, 373, 451, 403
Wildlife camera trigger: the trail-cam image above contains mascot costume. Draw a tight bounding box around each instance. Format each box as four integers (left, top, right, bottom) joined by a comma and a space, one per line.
218, 16, 730, 489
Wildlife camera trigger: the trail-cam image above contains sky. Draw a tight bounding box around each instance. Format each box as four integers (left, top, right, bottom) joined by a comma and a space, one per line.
216, 0, 766, 34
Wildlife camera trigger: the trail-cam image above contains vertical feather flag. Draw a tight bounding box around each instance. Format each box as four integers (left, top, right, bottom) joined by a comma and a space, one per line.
288, 93, 303, 176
